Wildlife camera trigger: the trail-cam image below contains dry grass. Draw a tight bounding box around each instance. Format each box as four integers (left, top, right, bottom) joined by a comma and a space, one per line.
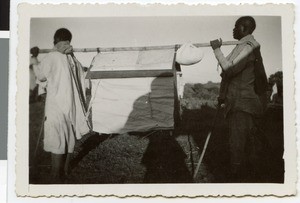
29, 100, 214, 184
29, 82, 284, 184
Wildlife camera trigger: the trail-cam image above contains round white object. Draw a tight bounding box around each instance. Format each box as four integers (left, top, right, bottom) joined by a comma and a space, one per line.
176, 43, 204, 65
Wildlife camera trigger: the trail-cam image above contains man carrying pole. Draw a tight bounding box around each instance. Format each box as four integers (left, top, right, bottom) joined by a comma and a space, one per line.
210, 16, 268, 182
30, 28, 90, 183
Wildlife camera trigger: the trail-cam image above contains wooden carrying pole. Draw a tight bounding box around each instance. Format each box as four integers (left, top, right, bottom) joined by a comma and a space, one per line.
38, 41, 240, 54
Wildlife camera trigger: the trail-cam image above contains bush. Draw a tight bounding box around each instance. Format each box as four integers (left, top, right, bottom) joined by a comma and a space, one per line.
181, 82, 220, 110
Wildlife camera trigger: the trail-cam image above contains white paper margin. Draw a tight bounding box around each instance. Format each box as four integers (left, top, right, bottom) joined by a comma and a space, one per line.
10, 2, 297, 198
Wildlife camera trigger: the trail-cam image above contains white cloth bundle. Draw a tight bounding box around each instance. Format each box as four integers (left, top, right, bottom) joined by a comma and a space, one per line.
176, 43, 204, 65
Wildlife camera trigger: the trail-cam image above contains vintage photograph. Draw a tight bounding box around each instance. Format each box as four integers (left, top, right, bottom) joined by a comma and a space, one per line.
16, 3, 295, 197
29, 16, 284, 185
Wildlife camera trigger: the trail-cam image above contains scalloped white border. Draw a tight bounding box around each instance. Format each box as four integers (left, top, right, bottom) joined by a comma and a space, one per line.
12, 2, 296, 197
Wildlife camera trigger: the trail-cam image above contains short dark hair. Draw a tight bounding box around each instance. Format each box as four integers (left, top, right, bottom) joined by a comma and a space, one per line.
236, 16, 256, 34
53, 28, 72, 45
30, 46, 39, 57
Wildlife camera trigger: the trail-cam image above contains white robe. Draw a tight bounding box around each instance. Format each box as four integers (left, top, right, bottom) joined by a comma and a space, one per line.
34, 51, 89, 154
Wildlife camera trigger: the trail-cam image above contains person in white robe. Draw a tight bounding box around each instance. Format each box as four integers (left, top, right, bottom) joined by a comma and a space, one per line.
31, 28, 89, 182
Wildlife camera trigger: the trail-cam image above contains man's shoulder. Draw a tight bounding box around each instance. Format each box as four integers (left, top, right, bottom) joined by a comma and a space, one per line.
246, 36, 260, 49
47, 51, 64, 57
40, 51, 66, 66
239, 35, 260, 50
43, 51, 65, 60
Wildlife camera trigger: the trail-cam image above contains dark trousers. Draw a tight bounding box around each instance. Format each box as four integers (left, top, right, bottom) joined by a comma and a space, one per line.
228, 111, 256, 181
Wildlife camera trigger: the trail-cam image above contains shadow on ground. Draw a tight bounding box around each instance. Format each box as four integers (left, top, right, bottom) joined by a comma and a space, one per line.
69, 133, 111, 171
139, 131, 193, 183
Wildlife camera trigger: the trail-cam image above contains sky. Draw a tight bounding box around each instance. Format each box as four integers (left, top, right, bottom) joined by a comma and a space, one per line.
30, 16, 282, 83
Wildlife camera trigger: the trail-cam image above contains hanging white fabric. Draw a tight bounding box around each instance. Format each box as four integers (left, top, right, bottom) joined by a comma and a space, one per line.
175, 42, 204, 65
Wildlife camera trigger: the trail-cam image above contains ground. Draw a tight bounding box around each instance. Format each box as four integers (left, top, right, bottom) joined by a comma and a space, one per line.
29, 83, 284, 184
29, 100, 213, 184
